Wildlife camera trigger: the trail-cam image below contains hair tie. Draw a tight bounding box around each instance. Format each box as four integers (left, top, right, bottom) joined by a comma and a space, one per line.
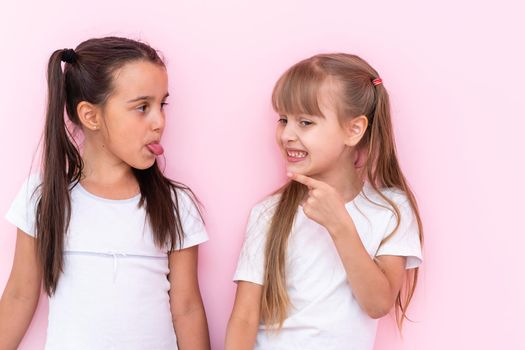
372, 78, 382, 86
61, 48, 77, 64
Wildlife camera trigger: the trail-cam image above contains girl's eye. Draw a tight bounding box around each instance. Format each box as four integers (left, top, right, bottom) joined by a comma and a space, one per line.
300, 120, 313, 126
161, 102, 168, 109
278, 117, 287, 125
137, 105, 148, 113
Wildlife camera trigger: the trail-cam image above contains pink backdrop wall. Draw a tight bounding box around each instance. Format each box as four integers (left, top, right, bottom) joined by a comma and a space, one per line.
1, 0, 524, 348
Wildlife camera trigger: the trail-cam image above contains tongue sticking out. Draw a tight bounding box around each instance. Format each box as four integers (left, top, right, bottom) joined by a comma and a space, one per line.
147, 143, 164, 156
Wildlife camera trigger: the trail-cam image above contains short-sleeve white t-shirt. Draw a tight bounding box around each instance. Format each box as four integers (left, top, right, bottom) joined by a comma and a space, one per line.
234, 182, 422, 350
5, 175, 209, 350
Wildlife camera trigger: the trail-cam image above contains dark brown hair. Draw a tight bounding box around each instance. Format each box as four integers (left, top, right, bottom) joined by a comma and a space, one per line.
36, 37, 197, 295
261, 53, 423, 330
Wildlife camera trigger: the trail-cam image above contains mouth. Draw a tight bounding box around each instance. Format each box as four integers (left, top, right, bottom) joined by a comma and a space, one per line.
286, 149, 308, 163
146, 142, 164, 156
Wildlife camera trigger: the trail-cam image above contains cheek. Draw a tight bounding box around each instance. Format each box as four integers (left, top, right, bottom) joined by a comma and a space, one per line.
275, 128, 283, 145
310, 130, 346, 155
109, 126, 132, 144
105, 120, 144, 149
118, 115, 142, 134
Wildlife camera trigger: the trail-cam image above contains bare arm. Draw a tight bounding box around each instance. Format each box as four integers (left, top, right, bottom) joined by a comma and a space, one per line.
225, 281, 262, 350
329, 219, 406, 318
290, 173, 407, 319
168, 245, 210, 350
0, 229, 42, 350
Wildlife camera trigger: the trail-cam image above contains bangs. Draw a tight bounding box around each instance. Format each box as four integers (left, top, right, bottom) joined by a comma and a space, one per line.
271, 61, 326, 117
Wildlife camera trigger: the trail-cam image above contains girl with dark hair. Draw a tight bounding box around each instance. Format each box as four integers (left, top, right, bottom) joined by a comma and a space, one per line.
0, 37, 210, 349
226, 53, 423, 349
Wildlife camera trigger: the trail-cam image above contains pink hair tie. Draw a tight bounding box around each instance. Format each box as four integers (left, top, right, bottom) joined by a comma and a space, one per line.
372, 78, 382, 86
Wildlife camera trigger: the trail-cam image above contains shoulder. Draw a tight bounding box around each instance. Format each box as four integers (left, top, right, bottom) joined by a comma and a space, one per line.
24, 173, 42, 188
364, 182, 408, 203
170, 185, 204, 220
5, 174, 44, 237
173, 186, 197, 206
356, 183, 413, 217
18, 173, 43, 200
239, 193, 281, 236
250, 193, 281, 221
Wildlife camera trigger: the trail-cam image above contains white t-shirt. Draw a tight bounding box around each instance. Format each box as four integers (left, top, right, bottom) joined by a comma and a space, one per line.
5, 175, 209, 350
234, 182, 422, 350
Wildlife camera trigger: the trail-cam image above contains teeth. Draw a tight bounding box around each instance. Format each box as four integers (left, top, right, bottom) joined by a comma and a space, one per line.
287, 150, 307, 158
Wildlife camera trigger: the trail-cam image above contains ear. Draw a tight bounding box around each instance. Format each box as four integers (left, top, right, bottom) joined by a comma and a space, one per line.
344, 115, 368, 147
77, 101, 101, 131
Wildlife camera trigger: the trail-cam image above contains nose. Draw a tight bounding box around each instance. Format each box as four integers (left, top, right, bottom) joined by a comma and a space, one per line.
279, 122, 297, 143
151, 108, 165, 133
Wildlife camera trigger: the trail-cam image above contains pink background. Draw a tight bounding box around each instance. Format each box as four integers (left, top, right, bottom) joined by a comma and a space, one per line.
1, 0, 524, 349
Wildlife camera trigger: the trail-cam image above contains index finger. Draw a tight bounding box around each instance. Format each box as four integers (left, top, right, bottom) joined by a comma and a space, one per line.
287, 172, 323, 189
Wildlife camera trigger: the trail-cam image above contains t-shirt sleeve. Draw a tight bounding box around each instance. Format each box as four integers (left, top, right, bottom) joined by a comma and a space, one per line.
5, 175, 41, 237
233, 204, 271, 285
175, 189, 209, 250
375, 198, 423, 269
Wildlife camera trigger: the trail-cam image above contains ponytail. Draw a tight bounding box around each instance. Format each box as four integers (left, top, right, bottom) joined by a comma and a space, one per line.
261, 181, 307, 328
36, 50, 83, 295
133, 164, 188, 250
364, 79, 423, 330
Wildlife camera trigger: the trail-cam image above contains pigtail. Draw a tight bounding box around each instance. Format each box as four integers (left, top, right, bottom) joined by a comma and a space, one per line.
35, 50, 83, 295
261, 181, 307, 329
133, 164, 190, 251
364, 81, 424, 330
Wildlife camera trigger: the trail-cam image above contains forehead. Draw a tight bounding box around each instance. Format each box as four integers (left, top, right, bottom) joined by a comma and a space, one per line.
111, 60, 168, 98
274, 74, 341, 118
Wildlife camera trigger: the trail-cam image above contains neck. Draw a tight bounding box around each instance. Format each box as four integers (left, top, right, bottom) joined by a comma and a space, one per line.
80, 137, 138, 198
311, 157, 363, 203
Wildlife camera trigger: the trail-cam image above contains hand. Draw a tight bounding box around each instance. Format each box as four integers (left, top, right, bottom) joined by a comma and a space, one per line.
288, 172, 353, 233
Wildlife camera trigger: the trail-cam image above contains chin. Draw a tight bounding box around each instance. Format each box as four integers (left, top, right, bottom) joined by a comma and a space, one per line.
130, 159, 156, 170
286, 165, 308, 175
288, 165, 323, 179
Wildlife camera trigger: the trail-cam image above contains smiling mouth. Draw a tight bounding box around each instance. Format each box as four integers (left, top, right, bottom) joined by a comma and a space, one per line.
286, 149, 308, 160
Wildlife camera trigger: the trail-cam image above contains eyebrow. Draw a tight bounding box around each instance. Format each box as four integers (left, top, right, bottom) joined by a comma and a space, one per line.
284, 113, 324, 119
127, 92, 169, 103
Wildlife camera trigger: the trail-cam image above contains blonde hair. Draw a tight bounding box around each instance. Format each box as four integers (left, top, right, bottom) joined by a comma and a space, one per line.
261, 53, 423, 330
